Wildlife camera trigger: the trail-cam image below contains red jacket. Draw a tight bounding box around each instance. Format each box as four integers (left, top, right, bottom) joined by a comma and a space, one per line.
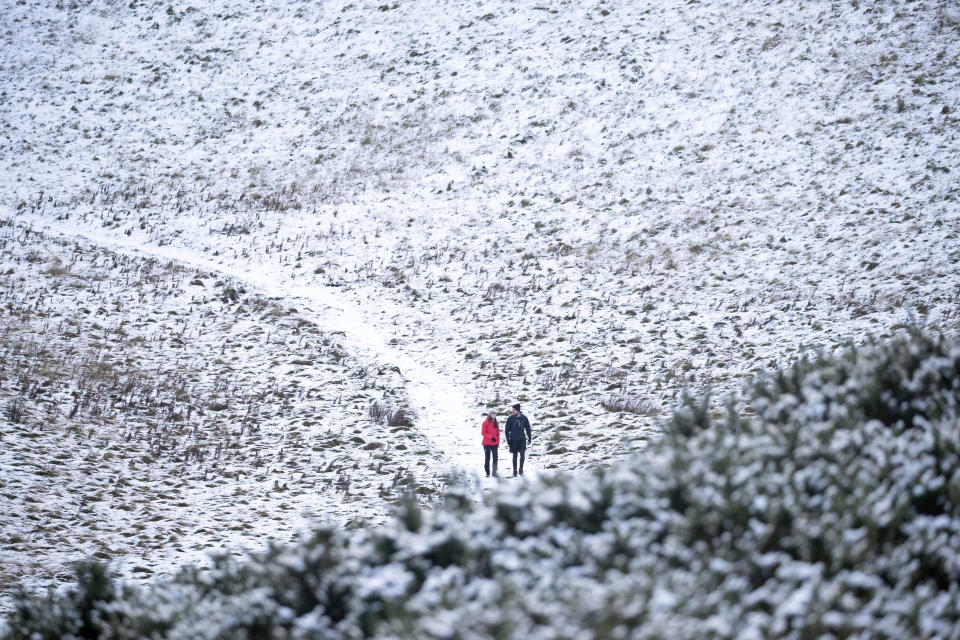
481, 417, 500, 446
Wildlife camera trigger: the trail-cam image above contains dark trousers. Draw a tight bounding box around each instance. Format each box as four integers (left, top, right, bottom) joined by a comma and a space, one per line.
484, 445, 498, 475
512, 448, 525, 475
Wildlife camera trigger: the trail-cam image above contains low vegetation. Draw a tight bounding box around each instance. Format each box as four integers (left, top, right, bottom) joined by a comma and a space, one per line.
6, 332, 959, 638
0, 228, 435, 602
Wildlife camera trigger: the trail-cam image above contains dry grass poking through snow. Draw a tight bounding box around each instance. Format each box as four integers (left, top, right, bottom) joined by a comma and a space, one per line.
0, 224, 438, 608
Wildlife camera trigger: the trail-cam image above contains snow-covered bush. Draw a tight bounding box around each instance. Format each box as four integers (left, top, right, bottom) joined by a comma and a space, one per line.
6, 332, 960, 639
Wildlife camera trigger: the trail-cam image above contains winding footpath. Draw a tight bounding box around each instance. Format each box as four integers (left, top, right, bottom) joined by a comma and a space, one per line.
19, 217, 481, 483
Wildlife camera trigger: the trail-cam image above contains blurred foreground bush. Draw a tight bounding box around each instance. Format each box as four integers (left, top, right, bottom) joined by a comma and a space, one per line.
6, 332, 960, 639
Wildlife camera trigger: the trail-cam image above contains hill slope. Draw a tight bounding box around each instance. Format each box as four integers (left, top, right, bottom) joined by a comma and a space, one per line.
5, 333, 960, 639
1, 0, 959, 611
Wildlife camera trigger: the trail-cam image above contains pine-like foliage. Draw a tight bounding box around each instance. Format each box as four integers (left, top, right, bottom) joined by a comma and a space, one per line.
6, 332, 960, 639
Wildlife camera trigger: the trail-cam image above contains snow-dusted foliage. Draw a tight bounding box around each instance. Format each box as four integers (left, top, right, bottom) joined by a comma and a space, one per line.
3, 0, 959, 604
6, 333, 960, 639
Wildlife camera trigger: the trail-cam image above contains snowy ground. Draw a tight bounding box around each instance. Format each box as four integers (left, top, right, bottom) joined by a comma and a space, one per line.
0, 222, 462, 601
1, 0, 958, 614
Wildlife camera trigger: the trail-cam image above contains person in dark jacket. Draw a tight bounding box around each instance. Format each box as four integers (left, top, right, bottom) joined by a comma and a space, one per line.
481, 411, 500, 477
504, 403, 532, 477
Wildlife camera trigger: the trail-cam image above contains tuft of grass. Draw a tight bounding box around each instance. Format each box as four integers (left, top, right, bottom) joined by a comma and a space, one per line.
601, 395, 657, 415
369, 402, 414, 427
4, 397, 26, 423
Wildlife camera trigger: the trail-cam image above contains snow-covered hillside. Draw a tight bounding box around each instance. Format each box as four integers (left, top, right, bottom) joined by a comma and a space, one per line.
6, 333, 960, 638
1, 0, 958, 611
0, 222, 456, 601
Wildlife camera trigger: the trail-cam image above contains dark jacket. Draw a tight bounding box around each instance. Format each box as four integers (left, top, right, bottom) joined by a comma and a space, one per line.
505, 413, 531, 452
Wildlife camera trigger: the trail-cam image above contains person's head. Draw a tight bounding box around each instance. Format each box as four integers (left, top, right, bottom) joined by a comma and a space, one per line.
487, 411, 497, 420
511, 403, 521, 415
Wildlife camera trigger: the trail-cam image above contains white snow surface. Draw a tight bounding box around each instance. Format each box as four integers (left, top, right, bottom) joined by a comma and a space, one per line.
0, 0, 958, 614
28, 216, 480, 475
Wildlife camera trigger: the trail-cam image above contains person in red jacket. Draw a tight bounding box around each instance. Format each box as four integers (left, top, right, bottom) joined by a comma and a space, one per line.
481, 411, 500, 477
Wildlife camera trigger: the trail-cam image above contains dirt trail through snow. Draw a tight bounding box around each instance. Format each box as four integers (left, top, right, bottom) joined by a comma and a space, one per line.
23, 219, 483, 483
